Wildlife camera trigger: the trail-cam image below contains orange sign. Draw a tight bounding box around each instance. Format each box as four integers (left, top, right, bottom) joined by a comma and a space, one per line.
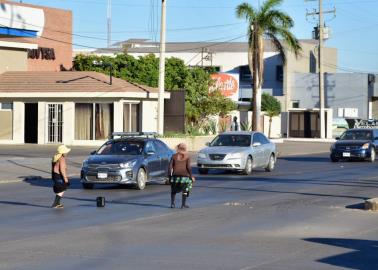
210, 73, 239, 98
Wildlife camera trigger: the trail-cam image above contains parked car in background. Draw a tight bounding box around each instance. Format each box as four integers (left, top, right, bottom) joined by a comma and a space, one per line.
197, 131, 277, 175
81, 132, 174, 190
330, 128, 378, 162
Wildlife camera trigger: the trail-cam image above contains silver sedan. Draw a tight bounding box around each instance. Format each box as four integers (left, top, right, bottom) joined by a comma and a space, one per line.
197, 131, 277, 175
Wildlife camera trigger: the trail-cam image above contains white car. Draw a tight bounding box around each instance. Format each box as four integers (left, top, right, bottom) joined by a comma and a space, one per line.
197, 131, 277, 175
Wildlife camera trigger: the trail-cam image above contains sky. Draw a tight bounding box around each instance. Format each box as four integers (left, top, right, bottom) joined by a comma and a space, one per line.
14, 0, 378, 73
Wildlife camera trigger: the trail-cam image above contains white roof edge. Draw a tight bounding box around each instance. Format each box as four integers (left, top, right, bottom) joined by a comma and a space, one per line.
0, 41, 38, 50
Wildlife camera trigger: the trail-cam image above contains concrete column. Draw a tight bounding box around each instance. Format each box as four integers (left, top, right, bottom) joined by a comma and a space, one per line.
13, 102, 24, 144
326, 108, 333, 139
63, 102, 75, 145
142, 101, 158, 132
113, 101, 123, 132
37, 102, 46, 144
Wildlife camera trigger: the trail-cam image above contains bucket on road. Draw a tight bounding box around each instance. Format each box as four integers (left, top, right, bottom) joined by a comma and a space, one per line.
96, 196, 105, 207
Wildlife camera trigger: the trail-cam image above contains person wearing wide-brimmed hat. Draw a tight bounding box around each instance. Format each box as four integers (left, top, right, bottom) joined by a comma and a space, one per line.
51, 145, 71, 208
169, 143, 195, 209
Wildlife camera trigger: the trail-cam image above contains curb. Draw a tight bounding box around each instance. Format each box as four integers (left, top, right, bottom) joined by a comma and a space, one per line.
0, 179, 23, 184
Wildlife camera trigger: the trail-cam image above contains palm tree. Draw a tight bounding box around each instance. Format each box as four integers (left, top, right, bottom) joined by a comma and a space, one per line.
262, 93, 281, 138
236, 0, 302, 131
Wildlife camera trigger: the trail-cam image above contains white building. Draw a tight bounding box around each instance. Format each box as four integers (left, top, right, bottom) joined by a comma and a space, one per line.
0, 71, 169, 145
75, 39, 338, 138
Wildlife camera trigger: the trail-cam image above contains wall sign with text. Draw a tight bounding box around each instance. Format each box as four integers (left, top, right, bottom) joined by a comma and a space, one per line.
27, 47, 56, 60
209, 73, 239, 102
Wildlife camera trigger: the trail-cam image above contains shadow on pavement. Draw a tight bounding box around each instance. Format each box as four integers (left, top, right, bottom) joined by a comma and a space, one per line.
304, 238, 378, 270
23, 177, 83, 190
7, 160, 50, 174
64, 196, 170, 208
23, 177, 166, 191
345, 202, 366, 210
0, 200, 50, 208
193, 182, 369, 201
279, 156, 330, 162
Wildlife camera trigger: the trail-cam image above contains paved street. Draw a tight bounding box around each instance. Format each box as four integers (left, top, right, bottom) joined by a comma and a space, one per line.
0, 142, 377, 270
0, 141, 333, 182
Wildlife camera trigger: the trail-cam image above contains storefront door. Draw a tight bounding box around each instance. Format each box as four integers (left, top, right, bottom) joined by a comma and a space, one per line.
47, 104, 63, 143
24, 103, 38, 143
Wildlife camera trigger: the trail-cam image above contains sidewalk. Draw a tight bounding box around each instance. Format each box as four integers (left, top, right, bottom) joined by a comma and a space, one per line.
0, 141, 333, 183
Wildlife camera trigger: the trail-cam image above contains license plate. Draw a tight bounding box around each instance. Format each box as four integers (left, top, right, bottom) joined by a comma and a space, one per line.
343, 152, 351, 157
97, 172, 108, 179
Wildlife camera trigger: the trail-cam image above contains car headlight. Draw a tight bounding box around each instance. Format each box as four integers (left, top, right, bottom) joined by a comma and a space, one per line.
82, 160, 88, 168
361, 143, 370, 150
119, 160, 137, 168
330, 144, 336, 150
198, 153, 207, 159
228, 153, 242, 159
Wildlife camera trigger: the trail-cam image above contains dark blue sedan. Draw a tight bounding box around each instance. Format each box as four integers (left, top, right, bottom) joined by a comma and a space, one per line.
81, 133, 174, 190
330, 128, 378, 162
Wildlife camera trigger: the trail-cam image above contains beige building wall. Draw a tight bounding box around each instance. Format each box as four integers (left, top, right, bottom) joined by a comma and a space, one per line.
113, 101, 123, 132
0, 48, 28, 74
12, 102, 24, 144
62, 102, 75, 145
37, 101, 45, 144
284, 42, 337, 112
0, 110, 12, 139
142, 100, 158, 132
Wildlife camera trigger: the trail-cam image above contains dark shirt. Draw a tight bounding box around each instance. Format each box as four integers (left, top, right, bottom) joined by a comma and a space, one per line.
169, 153, 192, 178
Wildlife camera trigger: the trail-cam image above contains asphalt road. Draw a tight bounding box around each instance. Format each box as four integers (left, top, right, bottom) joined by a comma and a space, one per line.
0, 150, 377, 270
0, 141, 333, 182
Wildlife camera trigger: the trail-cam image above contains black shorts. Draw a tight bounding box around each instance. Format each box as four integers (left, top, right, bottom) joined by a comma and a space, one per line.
52, 172, 67, 194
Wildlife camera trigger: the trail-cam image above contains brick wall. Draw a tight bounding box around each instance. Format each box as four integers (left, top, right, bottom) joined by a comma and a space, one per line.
1, 1, 72, 71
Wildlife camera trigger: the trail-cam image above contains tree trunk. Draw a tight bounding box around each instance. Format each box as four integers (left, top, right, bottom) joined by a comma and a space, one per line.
269, 117, 272, 138
252, 33, 263, 132
252, 60, 262, 131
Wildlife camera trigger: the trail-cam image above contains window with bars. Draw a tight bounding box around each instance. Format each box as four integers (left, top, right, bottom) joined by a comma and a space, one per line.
47, 104, 63, 143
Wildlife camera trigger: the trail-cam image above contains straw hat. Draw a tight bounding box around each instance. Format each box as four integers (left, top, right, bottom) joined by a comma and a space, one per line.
57, 145, 71, 155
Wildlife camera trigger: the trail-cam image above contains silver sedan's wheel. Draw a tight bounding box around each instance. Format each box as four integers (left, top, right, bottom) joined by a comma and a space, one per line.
265, 154, 275, 172
136, 168, 147, 190
369, 148, 376, 163
243, 157, 253, 175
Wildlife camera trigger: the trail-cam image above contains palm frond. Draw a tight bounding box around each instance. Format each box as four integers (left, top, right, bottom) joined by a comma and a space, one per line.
236, 3, 255, 22
260, 0, 283, 15
266, 32, 286, 64
273, 27, 302, 57
265, 10, 294, 28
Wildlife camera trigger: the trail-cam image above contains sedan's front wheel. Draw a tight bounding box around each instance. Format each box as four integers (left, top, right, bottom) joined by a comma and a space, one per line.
243, 157, 253, 175
368, 148, 376, 163
265, 154, 275, 172
136, 168, 147, 190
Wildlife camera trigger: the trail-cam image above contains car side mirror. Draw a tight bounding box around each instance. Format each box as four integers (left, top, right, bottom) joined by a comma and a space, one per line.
252, 142, 261, 147
374, 137, 378, 140
335, 137, 340, 140
90, 150, 96, 155
205, 142, 210, 146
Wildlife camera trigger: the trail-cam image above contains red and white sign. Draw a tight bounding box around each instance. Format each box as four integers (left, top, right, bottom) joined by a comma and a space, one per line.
210, 73, 239, 101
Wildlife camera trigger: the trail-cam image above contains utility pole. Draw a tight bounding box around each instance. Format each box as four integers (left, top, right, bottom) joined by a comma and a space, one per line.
107, 0, 112, 48
306, 0, 335, 139
157, 0, 167, 135
318, 0, 325, 139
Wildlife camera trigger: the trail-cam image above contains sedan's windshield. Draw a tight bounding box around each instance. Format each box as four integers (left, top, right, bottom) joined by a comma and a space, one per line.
97, 141, 144, 155
340, 130, 372, 140
211, 135, 251, 147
